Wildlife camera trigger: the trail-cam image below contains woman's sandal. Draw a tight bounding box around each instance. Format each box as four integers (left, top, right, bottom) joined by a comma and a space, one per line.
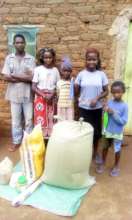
96, 164, 104, 174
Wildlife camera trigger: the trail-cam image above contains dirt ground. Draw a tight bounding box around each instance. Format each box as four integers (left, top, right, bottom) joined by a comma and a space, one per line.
0, 136, 132, 220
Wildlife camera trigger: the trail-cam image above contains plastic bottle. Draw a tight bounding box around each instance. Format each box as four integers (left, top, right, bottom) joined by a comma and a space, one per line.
103, 111, 109, 132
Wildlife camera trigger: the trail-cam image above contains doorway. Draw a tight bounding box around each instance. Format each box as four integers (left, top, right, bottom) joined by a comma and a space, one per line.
123, 22, 132, 135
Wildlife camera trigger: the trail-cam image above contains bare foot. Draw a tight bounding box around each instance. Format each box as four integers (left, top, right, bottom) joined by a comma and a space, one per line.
8, 144, 20, 152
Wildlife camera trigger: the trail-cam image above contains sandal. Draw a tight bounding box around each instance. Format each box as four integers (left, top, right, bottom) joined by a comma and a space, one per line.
110, 167, 120, 177
96, 164, 104, 174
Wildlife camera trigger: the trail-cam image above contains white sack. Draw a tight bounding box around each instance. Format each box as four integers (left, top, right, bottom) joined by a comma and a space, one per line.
0, 157, 13, 184
43, 120, 95, 189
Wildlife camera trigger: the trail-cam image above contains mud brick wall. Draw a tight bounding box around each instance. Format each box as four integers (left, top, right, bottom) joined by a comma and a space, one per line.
0, 0, 131, 136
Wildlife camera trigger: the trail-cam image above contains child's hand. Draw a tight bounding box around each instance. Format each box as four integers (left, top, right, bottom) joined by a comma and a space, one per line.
104, 106, 114, 114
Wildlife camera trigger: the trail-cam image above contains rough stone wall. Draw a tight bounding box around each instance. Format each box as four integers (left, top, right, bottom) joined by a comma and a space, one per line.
0, 0, 132, 136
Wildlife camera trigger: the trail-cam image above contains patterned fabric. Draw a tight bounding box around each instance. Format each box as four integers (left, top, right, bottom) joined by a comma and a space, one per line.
57, 107, 74, 121
57, 79, 74, 108
34, 92, 57, 139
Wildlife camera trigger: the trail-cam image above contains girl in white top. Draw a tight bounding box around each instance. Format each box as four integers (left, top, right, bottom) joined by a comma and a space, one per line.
32, 48, 60, 139
57, 57, 74, 120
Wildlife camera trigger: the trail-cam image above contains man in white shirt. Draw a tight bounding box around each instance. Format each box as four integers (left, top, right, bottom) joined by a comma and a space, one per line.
2, 34, 35, 151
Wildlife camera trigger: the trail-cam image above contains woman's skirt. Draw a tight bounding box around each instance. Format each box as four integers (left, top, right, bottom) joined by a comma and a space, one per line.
34, 92, 56, 139
79, 107, 102, 143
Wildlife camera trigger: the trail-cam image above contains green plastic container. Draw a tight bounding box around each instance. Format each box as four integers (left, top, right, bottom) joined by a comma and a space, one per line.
103, 111, 109, 130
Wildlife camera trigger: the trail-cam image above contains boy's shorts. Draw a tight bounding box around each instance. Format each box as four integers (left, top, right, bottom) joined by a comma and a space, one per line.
102, 137, 122, 153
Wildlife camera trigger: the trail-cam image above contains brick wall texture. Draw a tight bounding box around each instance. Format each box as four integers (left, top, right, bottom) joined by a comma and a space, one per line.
0, 0, 131, 136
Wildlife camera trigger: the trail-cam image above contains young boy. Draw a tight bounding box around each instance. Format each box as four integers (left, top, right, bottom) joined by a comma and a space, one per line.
96, 81, 128, 176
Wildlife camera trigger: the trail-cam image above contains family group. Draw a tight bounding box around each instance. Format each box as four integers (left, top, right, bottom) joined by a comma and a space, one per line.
1, 34, 128, 177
